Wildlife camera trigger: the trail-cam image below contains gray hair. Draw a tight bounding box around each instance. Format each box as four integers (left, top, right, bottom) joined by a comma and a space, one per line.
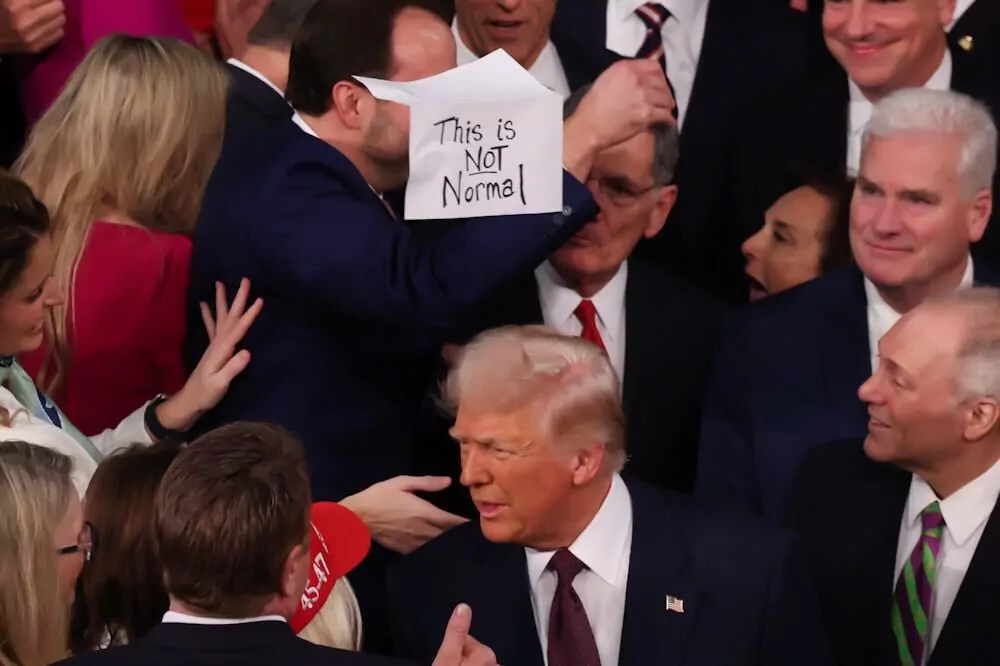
863, 88, 997, 199
443, 325, 626, 472
564, 84, 679, 186
923, 287, 1000, 403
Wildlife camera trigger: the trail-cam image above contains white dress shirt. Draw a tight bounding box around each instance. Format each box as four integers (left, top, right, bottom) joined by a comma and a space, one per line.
894, 454, 1000, 662
226, 58, 285, 98
526, 474, 633, 666
865, 256, 973, 372
605, 0, 709, 131
535, 260, 627, 383
162, 611, 287, 625
452, 20, 571, 98
847, 51, 952, 174
0, 386, 150, 496
950, 0, 976, 29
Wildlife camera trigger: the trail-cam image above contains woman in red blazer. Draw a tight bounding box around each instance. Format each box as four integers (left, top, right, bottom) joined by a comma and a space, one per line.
15, 35, 229, 434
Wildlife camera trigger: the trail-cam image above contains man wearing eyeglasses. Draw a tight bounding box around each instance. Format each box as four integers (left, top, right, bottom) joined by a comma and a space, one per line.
419, 82, 725, 501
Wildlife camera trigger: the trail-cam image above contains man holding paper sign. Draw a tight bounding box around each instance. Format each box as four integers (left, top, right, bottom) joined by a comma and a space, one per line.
188, 0, 672, 649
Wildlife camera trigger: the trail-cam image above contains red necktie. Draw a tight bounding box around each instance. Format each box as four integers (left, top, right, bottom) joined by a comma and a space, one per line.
546, 549, 600, 666
574, 300, 606, 353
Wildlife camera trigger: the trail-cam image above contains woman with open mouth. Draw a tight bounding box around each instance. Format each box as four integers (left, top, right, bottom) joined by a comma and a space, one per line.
742, 170, 855, 302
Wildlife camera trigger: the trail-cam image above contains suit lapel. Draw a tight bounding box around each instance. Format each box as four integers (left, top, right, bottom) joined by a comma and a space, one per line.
618, 480, 697, 666
819, 268, 872, 439
828, 455, 911, 664
929, 500, 1000, 665
550, 0, 623, 91
469, 536, 545, 666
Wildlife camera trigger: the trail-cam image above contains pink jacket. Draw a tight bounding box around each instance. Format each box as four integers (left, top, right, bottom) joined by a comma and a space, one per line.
16, 0, 194, 126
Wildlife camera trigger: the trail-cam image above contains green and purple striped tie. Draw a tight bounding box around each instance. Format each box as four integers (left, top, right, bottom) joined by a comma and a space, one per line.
891, 500, 945, 666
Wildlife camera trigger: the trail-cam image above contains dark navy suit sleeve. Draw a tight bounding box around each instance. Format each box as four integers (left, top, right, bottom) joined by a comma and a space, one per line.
259, 157, 596, 330
694, 321, 762, 514
758, 535, 836, 665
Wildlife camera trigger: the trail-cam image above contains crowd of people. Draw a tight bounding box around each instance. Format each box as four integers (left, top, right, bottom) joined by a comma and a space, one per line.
1, 0, 1000, 664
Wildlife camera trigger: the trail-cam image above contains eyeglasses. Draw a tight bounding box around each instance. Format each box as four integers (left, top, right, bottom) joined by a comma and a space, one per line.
587, 175, 658, 208
56, 521, 97, 563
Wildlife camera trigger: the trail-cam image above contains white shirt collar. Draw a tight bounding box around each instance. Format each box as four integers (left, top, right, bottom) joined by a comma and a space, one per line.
849, 48, 952, 104
450, 19, 569, 97
226, 58, 285, 99
525, 474, 632, 587
291, 111, 319, 138
162, 611, 287, 626
535, 260, 628, 347
608, 0, 705, 29
907, 454, 1000, 546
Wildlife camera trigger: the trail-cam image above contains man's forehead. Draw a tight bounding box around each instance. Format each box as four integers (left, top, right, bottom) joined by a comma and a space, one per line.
861, 132, 961, 180
594, 132, 655, 173
884, 307, 966, 366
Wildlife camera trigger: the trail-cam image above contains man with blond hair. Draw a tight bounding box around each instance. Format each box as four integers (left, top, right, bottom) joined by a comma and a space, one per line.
788, 287, 1000, 665
387, 326, 833, 666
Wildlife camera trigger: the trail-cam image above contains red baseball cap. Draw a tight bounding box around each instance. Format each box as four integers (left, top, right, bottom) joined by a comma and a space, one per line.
290, 502, 371, 633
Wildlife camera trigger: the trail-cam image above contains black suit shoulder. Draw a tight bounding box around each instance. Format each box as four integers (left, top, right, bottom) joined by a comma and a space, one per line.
55, 623, 413, 666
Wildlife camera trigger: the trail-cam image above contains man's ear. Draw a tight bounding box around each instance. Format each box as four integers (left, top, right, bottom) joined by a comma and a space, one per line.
331, 81, 369, 129
967, 188, 992, 244
644, 184, 677, 239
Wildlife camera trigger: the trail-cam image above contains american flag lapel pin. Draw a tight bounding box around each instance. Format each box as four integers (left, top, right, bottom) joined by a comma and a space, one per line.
665, 595, 685, 614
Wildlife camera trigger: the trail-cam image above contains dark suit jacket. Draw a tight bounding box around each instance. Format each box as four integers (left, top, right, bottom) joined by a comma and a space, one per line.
730, 49, 1000, 267
0, 59, 25, 168
387, 478, 834, 666
549, 0, 808, 302
54, 621, 413, 666
695, 263, 1000, 519
188, 119, 596, 500
416, 260, 724, 506
224, 61, 293, 134
786, 438, 1000, 666
949, 0, 1000, 74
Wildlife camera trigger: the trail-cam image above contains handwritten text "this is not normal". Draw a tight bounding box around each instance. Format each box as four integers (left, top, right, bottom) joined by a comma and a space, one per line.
433, 116, 527, 208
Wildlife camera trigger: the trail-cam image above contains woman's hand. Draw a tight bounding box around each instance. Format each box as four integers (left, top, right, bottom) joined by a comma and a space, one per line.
155, 279, 263, 432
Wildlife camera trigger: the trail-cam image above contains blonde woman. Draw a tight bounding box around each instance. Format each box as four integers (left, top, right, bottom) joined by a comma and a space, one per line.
0, 441, 85, 666
16, 35, 230, 434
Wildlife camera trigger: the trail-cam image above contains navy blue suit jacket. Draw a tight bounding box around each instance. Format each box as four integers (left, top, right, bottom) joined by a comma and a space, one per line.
187, 119, 597, 501
695, 263, 1000, 519
387, 478, 833, 666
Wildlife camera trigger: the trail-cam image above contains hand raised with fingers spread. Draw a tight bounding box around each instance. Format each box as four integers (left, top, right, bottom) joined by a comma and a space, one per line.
432, 605, 499, 666
155, 279, 263, 434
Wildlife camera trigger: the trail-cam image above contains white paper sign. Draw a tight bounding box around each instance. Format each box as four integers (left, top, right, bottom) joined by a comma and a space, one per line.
355, 49, 563, 220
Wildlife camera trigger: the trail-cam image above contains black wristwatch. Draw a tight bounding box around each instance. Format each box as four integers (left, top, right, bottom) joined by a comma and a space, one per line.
144, 393, 186, 441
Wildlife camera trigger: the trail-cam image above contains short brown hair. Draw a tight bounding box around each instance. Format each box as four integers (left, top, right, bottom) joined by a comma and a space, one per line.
154, 423, 311, 617
71, 441, 183, 652
285, 0, 447, 115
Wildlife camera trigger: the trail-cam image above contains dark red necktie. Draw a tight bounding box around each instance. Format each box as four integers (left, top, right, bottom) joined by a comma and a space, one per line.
546, 549, 600, 666
574, 300, 606, 354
